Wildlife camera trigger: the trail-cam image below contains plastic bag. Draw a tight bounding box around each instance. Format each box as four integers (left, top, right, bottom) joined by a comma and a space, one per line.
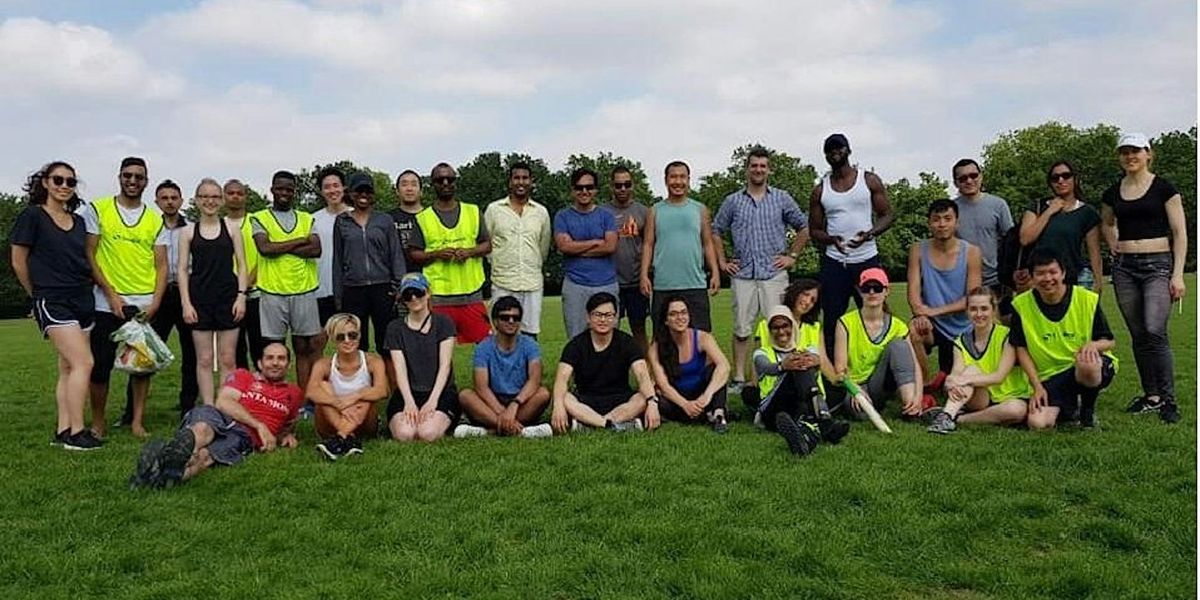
111, 317, 175, 374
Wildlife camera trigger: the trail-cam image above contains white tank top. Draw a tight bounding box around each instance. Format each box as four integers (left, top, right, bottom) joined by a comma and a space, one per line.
821, 169, 878, 263
330, 351, 372, 396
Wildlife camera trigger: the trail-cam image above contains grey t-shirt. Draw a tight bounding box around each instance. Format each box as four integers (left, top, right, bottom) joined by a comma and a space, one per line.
953, 193, 1013, 286
602, 201, 648, 287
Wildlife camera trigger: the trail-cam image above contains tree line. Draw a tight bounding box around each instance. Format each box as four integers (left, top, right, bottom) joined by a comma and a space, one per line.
0, 121, 1194, 318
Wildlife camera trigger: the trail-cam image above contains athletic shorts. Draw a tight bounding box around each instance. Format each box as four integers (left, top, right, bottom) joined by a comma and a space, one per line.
618, 285, 649, 323
1043, 356, 1116, 411
386, 387, 461, 425
180, 405, 254, 466
33, 293, 94, 337
731, 272, 788, 338
432, 302, 491, 344
651, 288, 712, 332
578, 391, 635, 415
259, 291, 321, 339
490, 286, 543, 335
193, 300, 237, 332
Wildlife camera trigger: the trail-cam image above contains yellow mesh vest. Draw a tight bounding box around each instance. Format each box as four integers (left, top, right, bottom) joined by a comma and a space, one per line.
416, 203, 486, 296
251, 209, 317, 295
93, 197, 161, 295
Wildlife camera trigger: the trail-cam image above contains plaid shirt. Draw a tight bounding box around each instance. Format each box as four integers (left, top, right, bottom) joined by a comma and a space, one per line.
712, 186, 807, 280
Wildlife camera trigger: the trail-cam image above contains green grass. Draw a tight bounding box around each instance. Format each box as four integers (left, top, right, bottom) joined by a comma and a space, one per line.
0, 281, 1195, 599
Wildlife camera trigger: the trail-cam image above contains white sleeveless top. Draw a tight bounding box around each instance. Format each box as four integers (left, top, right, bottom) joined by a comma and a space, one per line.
330, 351, 372, 396
821, 169, 878, 263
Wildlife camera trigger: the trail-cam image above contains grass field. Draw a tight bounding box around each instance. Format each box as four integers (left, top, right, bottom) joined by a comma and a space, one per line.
0, 281, 1195, 599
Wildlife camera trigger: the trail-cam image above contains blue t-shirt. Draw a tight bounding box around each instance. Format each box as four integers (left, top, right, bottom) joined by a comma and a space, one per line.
472, 334, 541, 396
554, 206, 617, 287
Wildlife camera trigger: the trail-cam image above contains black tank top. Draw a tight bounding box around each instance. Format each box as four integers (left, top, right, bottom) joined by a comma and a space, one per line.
190, 219, 237, 303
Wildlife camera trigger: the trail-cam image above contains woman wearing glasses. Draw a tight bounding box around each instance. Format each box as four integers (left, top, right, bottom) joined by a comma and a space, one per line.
1101, 133, 1188, 423
384, 273, 460, 442
1016, 161, 1103, 292
308, 313, 389, 460
178, 178, 249, 408
645, 296, 731, 433
10, 162, 102, 450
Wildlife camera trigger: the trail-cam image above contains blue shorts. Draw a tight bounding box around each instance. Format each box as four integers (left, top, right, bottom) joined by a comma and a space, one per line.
181, 405, 254, 466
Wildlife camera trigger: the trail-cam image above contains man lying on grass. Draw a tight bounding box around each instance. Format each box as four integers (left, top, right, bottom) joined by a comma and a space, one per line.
550, 291, 658, 433
129, 342, 304, 489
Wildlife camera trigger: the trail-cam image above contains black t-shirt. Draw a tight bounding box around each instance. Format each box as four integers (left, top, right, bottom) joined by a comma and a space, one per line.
1102, 176, 1179, 241
383, 312, 457, 392
559, 330, 643, 396
1009, 286, 1113, 348
389, 209, 422, 273
9, 205, 92, 298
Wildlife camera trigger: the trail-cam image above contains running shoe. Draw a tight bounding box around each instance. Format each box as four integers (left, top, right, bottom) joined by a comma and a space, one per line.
1125, 395, 1162, 414
1160, 397, 1181, 424
774, 413, 814, 457
63, 430, 104, 451
926, 410, 957, 435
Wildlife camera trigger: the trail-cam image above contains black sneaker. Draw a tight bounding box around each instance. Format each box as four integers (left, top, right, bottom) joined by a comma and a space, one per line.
712, 415, 729, 435
775, 413, 814, 457
1125, 395, 1162, 414
129, 440, 167, 490
817, 419, 851, 444
1160, 398, 1181, 424
316, 437, 343, 461
53, 429, 69, 446
159, 428, 196, 486
1079, 409, 1098, 429
343, 435, 364, 456
63, 430, 104, 451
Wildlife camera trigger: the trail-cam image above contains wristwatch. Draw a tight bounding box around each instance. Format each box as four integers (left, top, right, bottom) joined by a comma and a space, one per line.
787, 251, 799, 260
647, 395, 660, 405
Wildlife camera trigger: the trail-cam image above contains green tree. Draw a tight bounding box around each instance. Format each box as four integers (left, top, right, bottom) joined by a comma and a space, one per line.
1149, 127, 1197, 270
0, 193, 29, 318
294, 161, 397, 213
880, 172, 951, 278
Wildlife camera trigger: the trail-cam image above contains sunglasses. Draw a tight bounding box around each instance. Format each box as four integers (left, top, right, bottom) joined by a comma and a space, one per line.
335, 331, 360, 343
494, 314, 521, 323
49, 175, 78, 188
120, 172, 147, 182
768, 322, 792, 332
1048, 172, 1074, 183
955, 172, 980, 183
573, 184, 598, 192
432, 176, 457, 185
400, 288, 427, 301
859, 283, 886, 294
612, 181, 633, 190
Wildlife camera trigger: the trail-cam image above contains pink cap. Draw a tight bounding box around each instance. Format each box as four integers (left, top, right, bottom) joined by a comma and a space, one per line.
858, 267, 889, 287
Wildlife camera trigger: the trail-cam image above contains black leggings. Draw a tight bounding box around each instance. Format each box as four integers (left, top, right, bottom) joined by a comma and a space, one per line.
343, 283, 395, 354
659, 368, 728, 423
759, 369, 824, 431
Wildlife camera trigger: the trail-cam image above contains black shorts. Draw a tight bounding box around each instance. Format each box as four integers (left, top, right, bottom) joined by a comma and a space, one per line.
578, 391, 634, 415
1042, 356, 1116, 411
317, 295, 338, 330
387, 387, 461, 423
90, 311, 125, 384
193, 301, 237, 331
33, 293, 94, 337
618, 286, 648, 323
181, 405, 254, 466
922, 326, 956, 373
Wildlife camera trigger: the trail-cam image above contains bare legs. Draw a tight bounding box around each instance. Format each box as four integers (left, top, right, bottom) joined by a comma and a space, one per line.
47, 326, 93, 435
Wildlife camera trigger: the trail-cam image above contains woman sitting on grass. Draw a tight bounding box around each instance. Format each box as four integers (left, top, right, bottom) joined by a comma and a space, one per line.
645, 296, 731, 433
385, 273, 460, 443
833, 268, 928, 421
926, 287, 1031, 434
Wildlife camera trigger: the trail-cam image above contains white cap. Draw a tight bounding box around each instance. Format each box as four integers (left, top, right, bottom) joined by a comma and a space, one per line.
1117, 132, 1151, 149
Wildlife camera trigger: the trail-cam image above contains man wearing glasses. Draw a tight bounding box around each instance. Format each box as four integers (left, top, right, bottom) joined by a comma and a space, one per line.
407, 163, 493, 344
950, 159, 1013, 292
550, 292, 658, 434
554, 167, 618, 339
484, 163, 551, 339
84, 157, 171, 439
602, 166, 649, 351
455, 296, 553, 438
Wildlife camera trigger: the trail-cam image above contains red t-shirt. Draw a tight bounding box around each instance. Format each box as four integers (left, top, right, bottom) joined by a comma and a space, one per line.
224, 369, 305, 449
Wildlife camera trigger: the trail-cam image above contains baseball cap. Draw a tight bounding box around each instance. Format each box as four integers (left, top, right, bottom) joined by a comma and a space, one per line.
858, 267, 889, 287
348, 172, 374, 192
1117, 132, 1150, 150
398, 272, 429, 294
823, 133, 850, 153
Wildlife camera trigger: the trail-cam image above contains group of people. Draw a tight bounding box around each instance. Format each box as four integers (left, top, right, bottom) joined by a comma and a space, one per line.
10, 132, 1186, 487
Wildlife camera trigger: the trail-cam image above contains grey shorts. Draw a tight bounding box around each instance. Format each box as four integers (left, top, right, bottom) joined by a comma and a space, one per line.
561, 278, 619, 341
259, 291, 321, 339
181, 405, 254, 466
731, 272, 788, 338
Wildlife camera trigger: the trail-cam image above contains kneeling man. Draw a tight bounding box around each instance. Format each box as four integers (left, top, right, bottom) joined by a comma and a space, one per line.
130, 342, 304, 488
456, 296, 552, 438
550, 292, 657, 433
1011, 251, 1117, 430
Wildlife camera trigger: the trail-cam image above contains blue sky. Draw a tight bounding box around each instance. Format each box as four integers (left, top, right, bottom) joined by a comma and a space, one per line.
1, 0, 1194, 198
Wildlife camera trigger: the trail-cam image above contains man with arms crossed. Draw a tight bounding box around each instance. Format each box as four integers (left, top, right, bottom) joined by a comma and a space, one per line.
485, 163, 551, 339
713, 147, 809, 390
640, 160, 720, 332
550, 292, 658, 434
455, 296, 553, 438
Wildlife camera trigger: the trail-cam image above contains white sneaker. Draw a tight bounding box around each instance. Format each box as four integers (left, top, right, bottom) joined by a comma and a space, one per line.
521, 423, 554, 438
609, 419, 644, 432
570, 419, 588, 432
453, 424, 489, 438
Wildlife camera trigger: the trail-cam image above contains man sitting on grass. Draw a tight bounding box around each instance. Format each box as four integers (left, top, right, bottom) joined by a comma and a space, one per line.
550, 292, 658, 434
129, 342, 304, 488
455, 296, 553, 438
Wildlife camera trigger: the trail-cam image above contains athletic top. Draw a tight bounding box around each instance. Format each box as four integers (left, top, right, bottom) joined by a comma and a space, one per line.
673, 328, 708, 394
821, 170, 877, 263
9, 205, 92, 299
954, 324, 1032, 402
839, 310, 909, 383
330, 351, 372, 396
1101, 176, 1179, 242
651, 199, 707, 290
189, 219, 237, 305
919, 240, 971, 339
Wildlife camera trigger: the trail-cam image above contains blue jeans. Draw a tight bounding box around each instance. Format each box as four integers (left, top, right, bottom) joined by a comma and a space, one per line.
1112, 252, 1175, 398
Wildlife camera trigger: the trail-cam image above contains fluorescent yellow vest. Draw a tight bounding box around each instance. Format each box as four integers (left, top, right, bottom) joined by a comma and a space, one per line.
755, 320, 823, 396
93, 196, 161, 295
251, 209, 317, 295
1011, 287, 1118, 380
954, 324, 1033, 401
839, 310, 909, 384
416, 203, 485, 296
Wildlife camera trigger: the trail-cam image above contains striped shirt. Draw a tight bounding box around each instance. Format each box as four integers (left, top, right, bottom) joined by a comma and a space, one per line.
712, 186, 808, 280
